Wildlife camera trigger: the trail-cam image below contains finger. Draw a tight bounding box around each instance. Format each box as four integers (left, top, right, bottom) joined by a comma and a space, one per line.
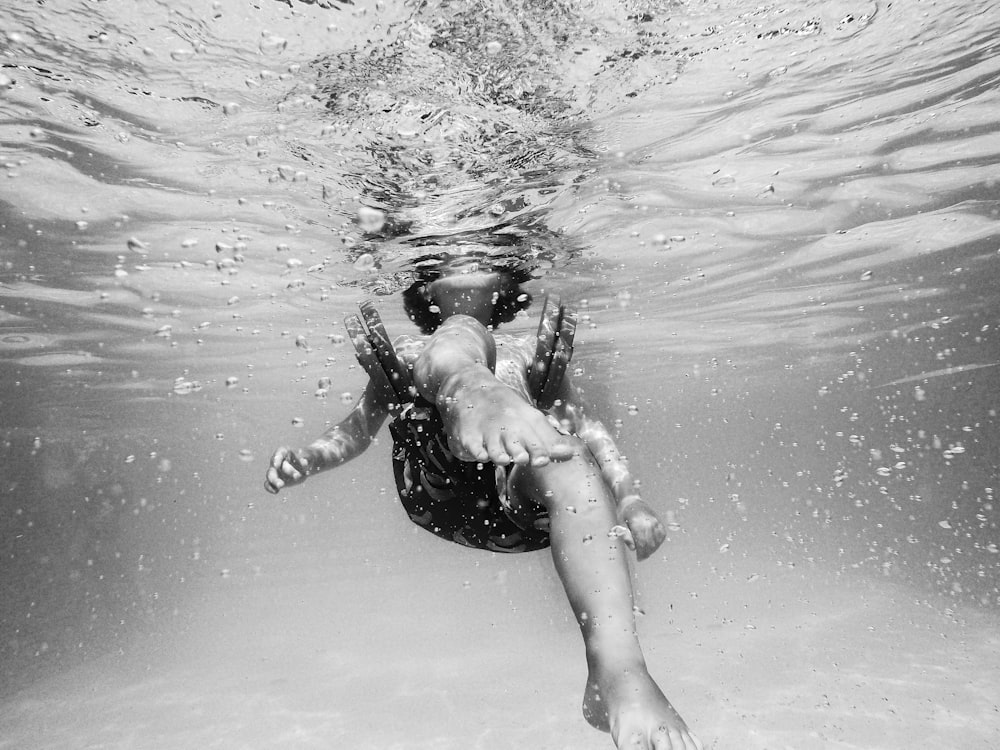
280, 458, 304, 482
289, 452, 310, 474
269, 447, 289, 470
264, 472, 282, 494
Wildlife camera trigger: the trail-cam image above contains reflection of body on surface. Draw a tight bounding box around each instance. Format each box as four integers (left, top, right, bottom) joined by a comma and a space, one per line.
265, 257, 703, 750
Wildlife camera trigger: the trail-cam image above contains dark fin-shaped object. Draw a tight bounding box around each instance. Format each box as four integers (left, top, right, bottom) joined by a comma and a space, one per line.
537, 305, 576, 411
529, 297, 576, 410
358, 300, 415, 399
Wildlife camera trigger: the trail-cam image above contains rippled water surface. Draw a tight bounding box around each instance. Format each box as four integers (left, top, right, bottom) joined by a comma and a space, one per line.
2, 0, 999, 748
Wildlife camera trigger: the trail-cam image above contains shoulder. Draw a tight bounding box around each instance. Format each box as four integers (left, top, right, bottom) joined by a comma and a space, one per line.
494, 332, 534, 364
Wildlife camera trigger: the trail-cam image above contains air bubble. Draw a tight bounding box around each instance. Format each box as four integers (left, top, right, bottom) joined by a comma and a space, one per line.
259, 34, 288, 55
127, 237, 149, 254
354, 253, 376, 271
357, 206, 386, 233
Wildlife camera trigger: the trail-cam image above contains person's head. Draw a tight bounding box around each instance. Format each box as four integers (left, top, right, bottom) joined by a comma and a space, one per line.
402, 251, 535, 333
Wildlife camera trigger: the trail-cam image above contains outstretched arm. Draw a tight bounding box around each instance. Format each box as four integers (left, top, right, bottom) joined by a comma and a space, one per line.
550, 380, 666, 560
264, 379, 389, 494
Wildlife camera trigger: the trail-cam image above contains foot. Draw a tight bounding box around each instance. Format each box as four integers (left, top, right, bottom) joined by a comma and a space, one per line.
583, 668, 703, 750
264, 446, 316, 493
439, 379, 574, 467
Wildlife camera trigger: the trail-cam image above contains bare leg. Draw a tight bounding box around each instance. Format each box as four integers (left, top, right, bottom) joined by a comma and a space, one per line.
412, 315, 573, 466
510, 442, 703, 750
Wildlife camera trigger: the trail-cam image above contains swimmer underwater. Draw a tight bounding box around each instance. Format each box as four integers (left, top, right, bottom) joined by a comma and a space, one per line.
264, 255, 703, 750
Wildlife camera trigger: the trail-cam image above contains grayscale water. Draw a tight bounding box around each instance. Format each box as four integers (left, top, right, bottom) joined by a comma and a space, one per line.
1, 0, 998, 747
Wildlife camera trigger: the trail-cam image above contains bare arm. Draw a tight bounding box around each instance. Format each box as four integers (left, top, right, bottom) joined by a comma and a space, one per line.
264, 378, 389, 494
549, 378, 666, 560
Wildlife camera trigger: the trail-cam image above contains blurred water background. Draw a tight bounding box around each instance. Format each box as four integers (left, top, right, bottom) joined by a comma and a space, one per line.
1, 0, 998, 748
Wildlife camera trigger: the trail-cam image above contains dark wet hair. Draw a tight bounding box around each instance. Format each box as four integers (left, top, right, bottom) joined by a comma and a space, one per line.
402, 251, 536, 334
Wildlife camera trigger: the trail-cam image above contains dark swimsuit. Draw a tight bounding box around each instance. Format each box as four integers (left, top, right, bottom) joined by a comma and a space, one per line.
346, 299, 576, 553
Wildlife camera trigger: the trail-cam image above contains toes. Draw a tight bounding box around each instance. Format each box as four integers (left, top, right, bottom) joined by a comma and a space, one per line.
500, 432, 530, 465
448, 432, 488, 463
484, 432, 512, 466
619, 731, 650, 750
650, 725, 702, 750
546, 436, 576, 462
648, 726, 676, 750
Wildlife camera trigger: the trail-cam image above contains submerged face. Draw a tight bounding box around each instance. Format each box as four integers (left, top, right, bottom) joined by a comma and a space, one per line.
425, 271, 505, 326
402, 253, 535, 334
